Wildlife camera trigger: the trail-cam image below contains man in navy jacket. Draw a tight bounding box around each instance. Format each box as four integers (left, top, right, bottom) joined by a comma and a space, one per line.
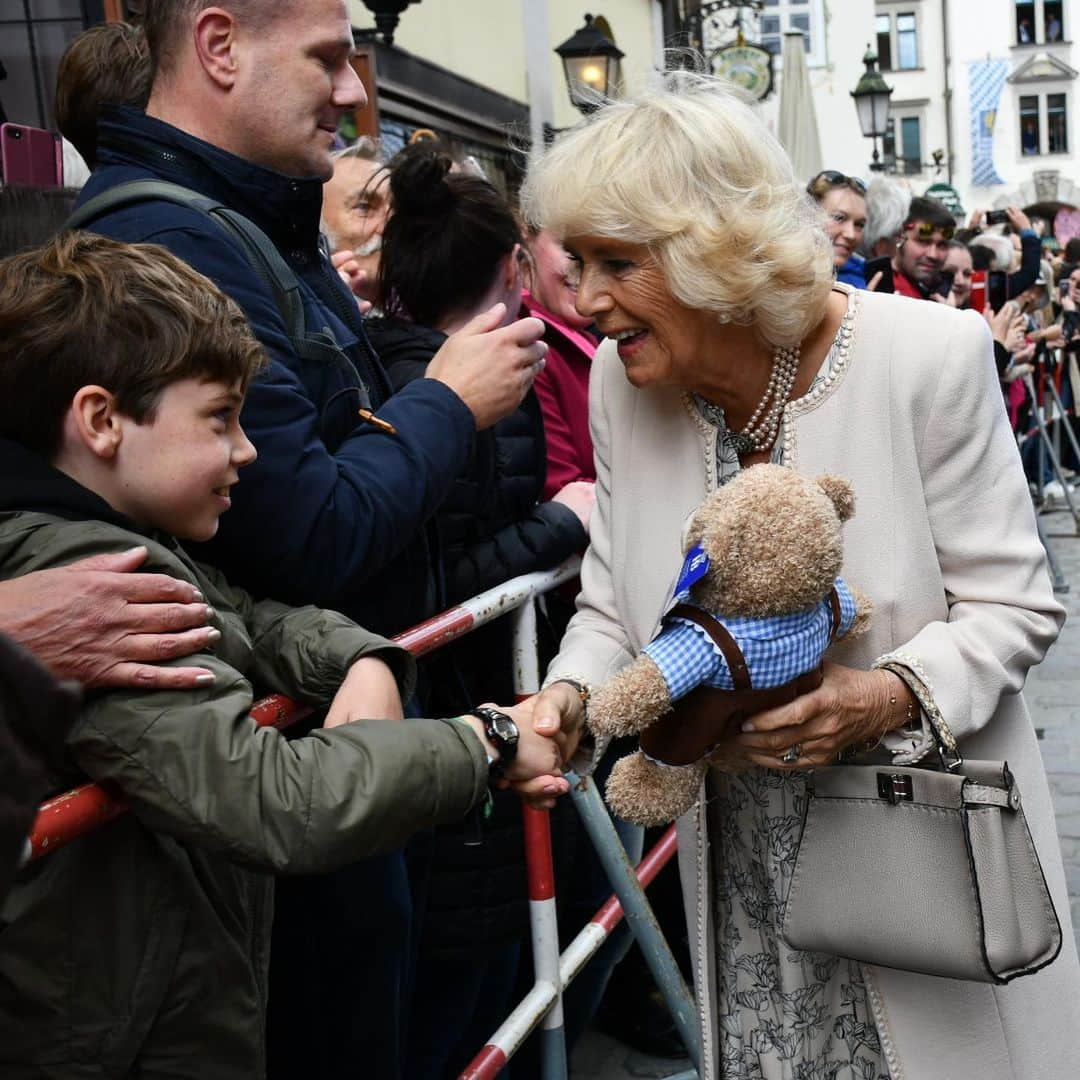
75, 2, 548, 1076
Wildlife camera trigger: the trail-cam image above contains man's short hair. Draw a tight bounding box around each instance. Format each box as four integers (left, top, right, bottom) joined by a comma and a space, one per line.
142, 0, 287, 79
55, 23, 151, 169
0, 232, 266, 458
904, 196, 956, 235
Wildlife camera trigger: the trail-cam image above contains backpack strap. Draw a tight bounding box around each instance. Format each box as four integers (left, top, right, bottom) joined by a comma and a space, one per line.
68, 180, 308, 362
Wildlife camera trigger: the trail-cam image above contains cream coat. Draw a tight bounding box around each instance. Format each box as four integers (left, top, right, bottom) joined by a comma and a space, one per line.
547, 287, 1080, 1079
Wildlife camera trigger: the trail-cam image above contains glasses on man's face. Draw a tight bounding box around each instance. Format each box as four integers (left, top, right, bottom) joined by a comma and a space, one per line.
810, 170, 868, 195
905, 221, 955, 243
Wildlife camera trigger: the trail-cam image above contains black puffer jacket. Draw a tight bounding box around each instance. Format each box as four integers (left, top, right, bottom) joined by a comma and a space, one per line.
373, 317, 586, 610
370, 316, 585, 964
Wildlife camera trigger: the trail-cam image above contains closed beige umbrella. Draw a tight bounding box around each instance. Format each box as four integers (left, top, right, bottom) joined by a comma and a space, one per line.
777, 30, 823, 183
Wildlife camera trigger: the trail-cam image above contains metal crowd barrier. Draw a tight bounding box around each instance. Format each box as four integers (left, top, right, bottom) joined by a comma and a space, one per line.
25, 558, 701, 1079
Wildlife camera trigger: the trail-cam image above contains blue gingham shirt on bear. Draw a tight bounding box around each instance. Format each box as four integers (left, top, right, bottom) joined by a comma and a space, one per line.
646, 578, 857, 700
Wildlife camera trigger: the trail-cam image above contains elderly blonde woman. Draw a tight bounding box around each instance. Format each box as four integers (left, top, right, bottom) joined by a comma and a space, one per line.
514, 73, 1080, 1078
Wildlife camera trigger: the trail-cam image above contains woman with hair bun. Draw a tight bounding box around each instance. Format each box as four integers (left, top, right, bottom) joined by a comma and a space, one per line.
365, 146, 592, 1077
515, 71, 1079, 1078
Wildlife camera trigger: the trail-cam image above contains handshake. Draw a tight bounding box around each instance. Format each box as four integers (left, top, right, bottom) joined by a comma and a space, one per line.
471, 682, 589, 810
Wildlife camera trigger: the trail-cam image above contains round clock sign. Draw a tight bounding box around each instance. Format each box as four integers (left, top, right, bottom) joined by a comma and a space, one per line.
711, 44, 775, 101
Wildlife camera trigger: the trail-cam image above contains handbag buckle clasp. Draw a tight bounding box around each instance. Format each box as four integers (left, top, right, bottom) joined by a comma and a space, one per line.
877, 773, 914, 805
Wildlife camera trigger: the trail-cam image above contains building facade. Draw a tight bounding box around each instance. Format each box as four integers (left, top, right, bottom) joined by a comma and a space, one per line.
700, 0, 1080, 235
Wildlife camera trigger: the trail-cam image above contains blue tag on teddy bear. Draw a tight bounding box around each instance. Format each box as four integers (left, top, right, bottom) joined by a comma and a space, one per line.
673, 544, 710, 602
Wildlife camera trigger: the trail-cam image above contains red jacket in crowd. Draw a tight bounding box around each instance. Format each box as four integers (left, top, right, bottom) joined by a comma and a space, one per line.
521, 290, 599, 500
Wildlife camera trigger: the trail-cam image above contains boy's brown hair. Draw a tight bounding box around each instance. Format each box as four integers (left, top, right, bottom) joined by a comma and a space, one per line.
0, 232, 266, 458
55, 23, 151, 169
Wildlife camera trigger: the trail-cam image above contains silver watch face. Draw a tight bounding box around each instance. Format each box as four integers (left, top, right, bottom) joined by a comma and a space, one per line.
490, 713, 518, 745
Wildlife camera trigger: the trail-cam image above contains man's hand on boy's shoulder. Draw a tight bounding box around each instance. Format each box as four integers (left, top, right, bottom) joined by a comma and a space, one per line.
0, 547, 217, 690
323, 655, 404, 728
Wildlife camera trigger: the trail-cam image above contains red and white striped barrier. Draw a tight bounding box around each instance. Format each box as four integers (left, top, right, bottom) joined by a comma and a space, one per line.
24, 558, 581, 865
459, 824, 679, 1080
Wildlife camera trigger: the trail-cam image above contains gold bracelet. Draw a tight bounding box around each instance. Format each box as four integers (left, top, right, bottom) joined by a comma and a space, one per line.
557, 678, 590, 716
889, 692, 918, 729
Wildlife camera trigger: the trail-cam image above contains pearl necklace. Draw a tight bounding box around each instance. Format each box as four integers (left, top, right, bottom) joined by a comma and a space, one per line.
728, 341, 801, 456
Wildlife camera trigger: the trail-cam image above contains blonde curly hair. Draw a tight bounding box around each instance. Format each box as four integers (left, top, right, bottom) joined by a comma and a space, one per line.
519, 70, 835, 347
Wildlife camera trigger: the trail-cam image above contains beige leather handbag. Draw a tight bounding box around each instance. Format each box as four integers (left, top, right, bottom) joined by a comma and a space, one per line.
781, 726, 1062, 984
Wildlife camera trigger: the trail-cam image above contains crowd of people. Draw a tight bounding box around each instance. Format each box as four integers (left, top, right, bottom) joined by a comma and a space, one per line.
808, 166, 1080, 504
1, 2, 1079, 1079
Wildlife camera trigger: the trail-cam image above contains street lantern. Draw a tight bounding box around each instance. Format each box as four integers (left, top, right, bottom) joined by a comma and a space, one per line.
850, 47, 894, 172
359, 0, 419, 46
555, 14, 624, 114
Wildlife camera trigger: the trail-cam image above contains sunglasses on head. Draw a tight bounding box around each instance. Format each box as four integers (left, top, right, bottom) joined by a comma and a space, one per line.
810, 170, 868, 195
905, 221, 956, 242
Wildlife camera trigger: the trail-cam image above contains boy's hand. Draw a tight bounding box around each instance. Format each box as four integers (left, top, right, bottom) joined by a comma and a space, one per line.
324, 655, 404, 728
0, 547, 217, 690
463, 701, 570, 810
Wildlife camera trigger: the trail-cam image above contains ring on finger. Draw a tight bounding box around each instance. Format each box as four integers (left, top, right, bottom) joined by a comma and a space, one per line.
779, 743, 802, 766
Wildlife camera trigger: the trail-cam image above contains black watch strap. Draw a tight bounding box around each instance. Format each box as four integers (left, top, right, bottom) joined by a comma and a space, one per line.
470, 706, 519, 777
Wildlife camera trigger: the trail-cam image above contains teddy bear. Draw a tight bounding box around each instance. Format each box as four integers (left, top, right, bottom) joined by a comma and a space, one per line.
590, 463, 873, 827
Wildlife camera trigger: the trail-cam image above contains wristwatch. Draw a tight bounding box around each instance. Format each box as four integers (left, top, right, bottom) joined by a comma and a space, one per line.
470, 705, 519, 778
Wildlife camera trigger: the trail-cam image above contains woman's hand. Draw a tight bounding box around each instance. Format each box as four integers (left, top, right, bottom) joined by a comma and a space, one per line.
733, 663, 916, 770
985, 301, 1024, 350
465, 701, 569, 809
1041, 323, 1067, 349
503, 682, 586, 807
323, 656, 404, 728
552, 480, 596, 532
1005, 205, 1033, 233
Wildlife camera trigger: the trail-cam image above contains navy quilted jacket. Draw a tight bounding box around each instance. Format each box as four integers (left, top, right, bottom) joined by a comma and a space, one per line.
75, 108, 475, 635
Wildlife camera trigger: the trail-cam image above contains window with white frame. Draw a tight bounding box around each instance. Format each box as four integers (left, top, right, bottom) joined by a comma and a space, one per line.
1014, 0, 1067, 45
1018, 89, 1070, 154
875, 9, 920, 71
754, 0, 827, 68
883, 112, 923, 174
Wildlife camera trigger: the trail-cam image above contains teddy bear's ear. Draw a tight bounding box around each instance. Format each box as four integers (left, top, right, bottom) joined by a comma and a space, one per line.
816, 474, 856, 522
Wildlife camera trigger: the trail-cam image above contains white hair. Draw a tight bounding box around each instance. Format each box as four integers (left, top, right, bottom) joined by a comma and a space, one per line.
519, 69, 834, 347
859, 177, 911, 257
330, 136, 383, 165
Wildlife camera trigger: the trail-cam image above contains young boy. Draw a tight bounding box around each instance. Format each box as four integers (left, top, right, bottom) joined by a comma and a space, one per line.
0, 233, 562, 1077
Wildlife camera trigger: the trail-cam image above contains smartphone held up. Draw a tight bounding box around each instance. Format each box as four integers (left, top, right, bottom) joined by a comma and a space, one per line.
0, 124, 63, 188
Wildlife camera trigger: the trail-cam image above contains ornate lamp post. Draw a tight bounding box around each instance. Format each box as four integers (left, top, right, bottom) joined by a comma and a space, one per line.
850, 47, 894, 172
359, 0, 420, 45
554, 14, 624, 115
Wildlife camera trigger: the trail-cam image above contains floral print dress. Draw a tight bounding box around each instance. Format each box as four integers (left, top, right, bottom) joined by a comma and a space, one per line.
691, 289, 890, 1080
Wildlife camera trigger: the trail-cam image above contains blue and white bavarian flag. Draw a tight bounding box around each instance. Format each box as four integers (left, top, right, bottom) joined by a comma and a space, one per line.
969, 59, 1009, 186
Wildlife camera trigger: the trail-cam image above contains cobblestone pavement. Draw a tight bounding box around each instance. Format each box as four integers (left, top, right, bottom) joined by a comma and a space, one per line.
1025, 504, 1080, 944
573, 504, 1080, 1078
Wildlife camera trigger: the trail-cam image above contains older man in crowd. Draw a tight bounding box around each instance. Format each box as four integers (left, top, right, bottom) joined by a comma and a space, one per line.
72, 1, 548, 1076
322, 137, 390, 302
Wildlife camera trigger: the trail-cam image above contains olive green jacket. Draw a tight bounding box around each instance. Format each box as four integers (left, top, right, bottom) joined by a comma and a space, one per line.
0, 497, 487, 1076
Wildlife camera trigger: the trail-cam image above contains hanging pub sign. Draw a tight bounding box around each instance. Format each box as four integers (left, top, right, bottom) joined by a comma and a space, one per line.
711, 43, 775, 101
924, 182, 965, 221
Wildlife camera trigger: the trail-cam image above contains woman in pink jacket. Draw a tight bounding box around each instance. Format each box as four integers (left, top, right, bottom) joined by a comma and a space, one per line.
522, 226, 600, 500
